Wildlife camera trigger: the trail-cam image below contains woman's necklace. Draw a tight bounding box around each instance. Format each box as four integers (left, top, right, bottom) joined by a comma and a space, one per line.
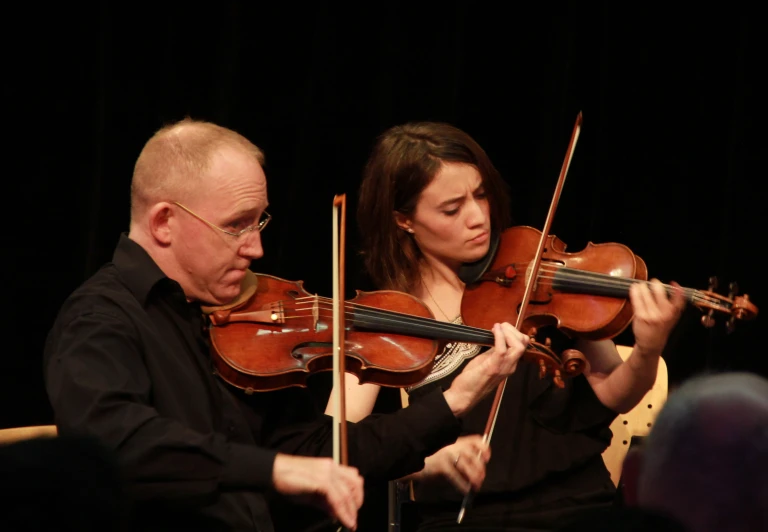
422, 279, 457, 322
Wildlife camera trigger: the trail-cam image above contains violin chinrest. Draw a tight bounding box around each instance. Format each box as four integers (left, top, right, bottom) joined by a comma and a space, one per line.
201, 270, 259, 314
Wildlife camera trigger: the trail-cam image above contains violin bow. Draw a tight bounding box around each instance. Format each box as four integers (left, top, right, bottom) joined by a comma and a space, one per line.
332, 194, 350, 531
457, 112, 584, 523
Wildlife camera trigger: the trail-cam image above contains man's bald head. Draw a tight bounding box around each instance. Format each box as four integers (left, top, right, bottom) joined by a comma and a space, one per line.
130, 118, 264, 226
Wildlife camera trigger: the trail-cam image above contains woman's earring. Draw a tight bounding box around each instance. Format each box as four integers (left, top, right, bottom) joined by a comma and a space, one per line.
407, 228, 414, 233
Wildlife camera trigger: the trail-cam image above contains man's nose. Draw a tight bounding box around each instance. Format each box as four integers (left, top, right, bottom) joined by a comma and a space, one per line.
239, 230, 264, 260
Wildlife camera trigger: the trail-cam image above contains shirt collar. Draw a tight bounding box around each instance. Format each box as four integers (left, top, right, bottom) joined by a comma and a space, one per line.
112, 233, 183, 306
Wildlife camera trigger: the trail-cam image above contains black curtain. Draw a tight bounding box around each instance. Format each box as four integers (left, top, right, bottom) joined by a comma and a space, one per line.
4, 2, 765, 524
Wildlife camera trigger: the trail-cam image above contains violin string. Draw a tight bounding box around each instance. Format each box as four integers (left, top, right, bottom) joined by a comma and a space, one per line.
284, 275, 727, 320
535, 272, 726, 307
290, 263, 728, 310
232, 266, 732, 337
253, 305, 557, 358
224, 270, 735, 359
483, 263, 730, 308
251, 304, 565, 358
267, 297, 511, 343
297, 300, 498, 340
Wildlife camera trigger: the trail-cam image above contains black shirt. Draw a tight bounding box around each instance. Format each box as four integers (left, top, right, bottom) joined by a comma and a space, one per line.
44, 235, 462, 531
405, 337, 618, 530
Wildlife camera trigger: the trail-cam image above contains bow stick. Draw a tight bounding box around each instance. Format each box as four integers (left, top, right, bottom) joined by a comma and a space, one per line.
457, 111, 584, 523
332, 194, 350, 531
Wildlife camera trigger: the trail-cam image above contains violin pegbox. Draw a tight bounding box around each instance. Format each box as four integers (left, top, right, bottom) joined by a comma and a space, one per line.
697, 275, 758, 332
524, 326, 587, 389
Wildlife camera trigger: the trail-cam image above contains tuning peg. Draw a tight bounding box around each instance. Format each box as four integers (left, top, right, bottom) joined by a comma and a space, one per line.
553, 369, 564, 389
734, 294, 751, 320
544, 337, 552, 347
700, 275, 719, 328
538, 358, 547, 379
701, 311, 716, 328
490, 265, 517, 286
724, 282, 740, 334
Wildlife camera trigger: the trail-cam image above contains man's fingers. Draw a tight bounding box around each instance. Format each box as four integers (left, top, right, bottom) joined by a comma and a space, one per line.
328, 466, 362, 530
345, 466, 364, 510
328, 492, 357, 530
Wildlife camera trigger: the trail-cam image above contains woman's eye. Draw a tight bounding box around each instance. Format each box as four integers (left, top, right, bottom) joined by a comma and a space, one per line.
443, 208, 459, 216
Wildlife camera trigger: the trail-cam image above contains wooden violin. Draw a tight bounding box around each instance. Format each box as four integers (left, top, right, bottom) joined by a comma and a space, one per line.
461, 225, 759, 355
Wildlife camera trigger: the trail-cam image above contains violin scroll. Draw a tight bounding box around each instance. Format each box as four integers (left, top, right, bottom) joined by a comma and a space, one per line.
561, 349, 588, 376
523, 326, 587, 389
696, 276, 758, 332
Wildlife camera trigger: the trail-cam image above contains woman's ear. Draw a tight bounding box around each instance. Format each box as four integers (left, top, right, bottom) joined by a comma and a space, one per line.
394, 211, 414, 233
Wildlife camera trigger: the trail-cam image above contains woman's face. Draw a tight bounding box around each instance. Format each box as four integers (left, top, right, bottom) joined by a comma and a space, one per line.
397, 162, 492, 271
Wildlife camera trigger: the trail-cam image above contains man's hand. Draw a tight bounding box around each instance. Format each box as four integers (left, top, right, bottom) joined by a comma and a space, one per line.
272, 454, 364, 530
444, 322, 529, 417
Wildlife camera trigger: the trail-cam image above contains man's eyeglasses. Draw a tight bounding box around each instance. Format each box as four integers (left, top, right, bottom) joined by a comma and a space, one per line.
173, 201, 271, 238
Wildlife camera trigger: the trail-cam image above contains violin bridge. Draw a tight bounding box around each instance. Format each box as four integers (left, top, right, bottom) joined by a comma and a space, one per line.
313, 294, 319, 332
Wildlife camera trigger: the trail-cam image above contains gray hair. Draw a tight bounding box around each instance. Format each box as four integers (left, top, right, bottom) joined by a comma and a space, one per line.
637, 371, 768, 532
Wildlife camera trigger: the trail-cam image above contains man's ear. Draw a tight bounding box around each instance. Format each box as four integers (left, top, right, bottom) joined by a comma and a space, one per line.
394, 211, 413, 233
619, 443, 645, 506
147, 203, 173, 245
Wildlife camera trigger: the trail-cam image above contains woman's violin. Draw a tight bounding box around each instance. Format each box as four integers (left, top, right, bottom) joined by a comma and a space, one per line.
461, 225, 758, 356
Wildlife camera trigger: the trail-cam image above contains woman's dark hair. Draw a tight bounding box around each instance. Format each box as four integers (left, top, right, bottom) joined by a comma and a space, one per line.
357, 121, 511, 291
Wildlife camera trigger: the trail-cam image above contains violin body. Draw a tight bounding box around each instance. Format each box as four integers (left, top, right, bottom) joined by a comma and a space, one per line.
462, 226, 648, 341
206, 273, 440, 392
462, 225, 757, 351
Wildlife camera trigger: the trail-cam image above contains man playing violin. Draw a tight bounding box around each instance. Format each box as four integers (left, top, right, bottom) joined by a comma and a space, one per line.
328, 121, 687, 531
43, 118, 531, 531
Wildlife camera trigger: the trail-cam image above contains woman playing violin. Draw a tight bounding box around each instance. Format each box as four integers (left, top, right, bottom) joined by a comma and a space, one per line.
328, 121, 687, 530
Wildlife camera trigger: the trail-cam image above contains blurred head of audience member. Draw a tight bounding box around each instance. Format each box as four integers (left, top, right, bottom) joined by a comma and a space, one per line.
629, 371, 768, 532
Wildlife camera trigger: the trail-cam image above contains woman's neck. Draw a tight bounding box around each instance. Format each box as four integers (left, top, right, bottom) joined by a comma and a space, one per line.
417, 257, 465, 323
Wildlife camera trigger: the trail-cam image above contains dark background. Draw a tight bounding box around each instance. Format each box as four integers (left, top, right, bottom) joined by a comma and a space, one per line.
4, 0, 764, 492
